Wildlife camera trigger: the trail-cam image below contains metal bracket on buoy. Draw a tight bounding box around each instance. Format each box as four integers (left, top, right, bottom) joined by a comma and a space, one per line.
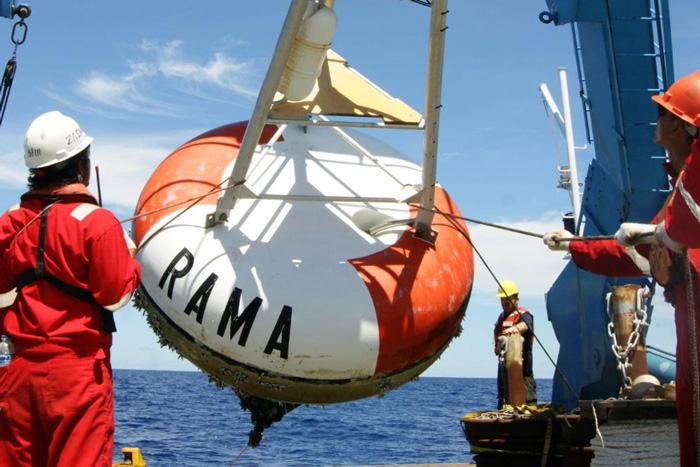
413, 222, 438, 245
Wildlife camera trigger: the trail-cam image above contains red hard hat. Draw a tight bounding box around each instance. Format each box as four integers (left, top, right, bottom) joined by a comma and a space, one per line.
652, 70, 700, 127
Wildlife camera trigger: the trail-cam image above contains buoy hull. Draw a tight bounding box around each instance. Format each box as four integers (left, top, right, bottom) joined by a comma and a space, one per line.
133, 122, 473, 403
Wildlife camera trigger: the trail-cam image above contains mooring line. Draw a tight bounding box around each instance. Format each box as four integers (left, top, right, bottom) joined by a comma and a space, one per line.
228, 442, 249, 467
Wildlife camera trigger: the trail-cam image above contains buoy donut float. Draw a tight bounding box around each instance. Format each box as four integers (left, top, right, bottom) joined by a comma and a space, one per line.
133, 122, 474, 404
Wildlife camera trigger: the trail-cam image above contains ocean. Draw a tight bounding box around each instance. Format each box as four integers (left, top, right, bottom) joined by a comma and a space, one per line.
112, 370, 553, 467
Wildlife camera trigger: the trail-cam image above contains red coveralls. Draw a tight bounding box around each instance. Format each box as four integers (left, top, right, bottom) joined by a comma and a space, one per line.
570, 144, 700, 467
0, 184, 141, 467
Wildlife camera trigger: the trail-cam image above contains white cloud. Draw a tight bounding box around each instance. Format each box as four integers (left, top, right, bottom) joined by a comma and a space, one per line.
77, 72, 180, 117
0, 149, 28, 186
47, 39, 261, 117
468, 214, 568, 301
91, 129, 207, 212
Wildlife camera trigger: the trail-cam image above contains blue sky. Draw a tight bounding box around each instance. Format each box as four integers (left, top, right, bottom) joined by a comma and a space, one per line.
0, 0, 697, 380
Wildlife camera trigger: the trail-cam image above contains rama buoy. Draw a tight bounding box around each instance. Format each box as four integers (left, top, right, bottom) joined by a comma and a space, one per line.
132, 121, 474, 405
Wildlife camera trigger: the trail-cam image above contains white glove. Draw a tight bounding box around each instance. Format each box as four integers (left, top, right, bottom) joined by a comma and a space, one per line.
655, 221, 684, 252
614, 223, 656, 247
124, 230, 138, 257
542, 230, 573, 251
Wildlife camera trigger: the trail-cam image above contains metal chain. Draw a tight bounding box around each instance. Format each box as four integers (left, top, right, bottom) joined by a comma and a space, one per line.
606, 288, 649, 394
10, 12, 28, 50
497, 335, 507, 365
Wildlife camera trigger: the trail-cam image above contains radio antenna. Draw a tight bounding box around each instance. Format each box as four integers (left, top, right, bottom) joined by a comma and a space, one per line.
95, 166, 103, 207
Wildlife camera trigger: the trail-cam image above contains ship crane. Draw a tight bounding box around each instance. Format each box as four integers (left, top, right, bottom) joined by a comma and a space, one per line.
540, 0, 675, 409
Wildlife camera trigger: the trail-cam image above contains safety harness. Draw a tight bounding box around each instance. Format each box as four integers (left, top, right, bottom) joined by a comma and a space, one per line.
14, 197, 116, 333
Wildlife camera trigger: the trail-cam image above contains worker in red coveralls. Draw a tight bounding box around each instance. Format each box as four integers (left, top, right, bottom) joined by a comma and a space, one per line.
543, 70, 700, 467
0, 111, 141, 467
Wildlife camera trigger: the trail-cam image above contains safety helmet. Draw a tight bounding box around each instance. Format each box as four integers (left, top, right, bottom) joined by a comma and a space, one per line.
651, 71, 700, 128
24, 111, 93, 169
496, 280, 518, 298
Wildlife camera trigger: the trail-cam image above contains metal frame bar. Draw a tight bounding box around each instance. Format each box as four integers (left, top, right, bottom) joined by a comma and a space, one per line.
413, 0, 447, 234
207, 0, 309, 226
266, 117, 425, 130
207, 0, 449, 239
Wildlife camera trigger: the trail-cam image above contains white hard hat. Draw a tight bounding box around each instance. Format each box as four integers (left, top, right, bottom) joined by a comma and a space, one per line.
24, 111, 93, 169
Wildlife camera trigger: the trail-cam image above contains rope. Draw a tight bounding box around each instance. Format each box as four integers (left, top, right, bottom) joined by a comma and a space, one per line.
227, 443, 248, 467
591, 400, 605, 448
589, 419, 679, 466
408, 203, 617, 242
119, 179, 244, 256
541, 417, 553, 467
119, 179, 239, 224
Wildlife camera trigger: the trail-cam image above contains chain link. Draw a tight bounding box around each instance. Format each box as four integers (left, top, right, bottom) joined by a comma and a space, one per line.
606, 287, 649, 394
497, 335, 507, 365
11, 19, 27, 47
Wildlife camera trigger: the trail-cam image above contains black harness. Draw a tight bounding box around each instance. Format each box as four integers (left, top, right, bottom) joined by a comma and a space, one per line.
14, 197, 116, 333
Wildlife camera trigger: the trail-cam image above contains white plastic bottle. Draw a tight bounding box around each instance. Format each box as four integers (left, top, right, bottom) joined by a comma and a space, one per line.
0, 334, 14, 367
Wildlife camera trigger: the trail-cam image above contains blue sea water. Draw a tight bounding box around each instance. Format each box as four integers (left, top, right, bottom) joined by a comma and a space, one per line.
112, 370, 553, 467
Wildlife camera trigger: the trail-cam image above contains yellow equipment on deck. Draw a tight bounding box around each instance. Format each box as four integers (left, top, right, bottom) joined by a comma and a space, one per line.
112, 447, 146, 467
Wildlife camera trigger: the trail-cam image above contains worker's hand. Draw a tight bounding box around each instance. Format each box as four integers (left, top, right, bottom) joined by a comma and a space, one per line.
654, 221, 685, 252
614, 223, 657, 247
123, 230, 137, 257
502, 325, 520, 336
542, 230, 573, 251
495, 335, 507, 355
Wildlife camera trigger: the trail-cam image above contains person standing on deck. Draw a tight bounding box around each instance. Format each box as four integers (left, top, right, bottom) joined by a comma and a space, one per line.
0, 111, 141, 467
543, 70, 700, 467
493, 279, 537, 409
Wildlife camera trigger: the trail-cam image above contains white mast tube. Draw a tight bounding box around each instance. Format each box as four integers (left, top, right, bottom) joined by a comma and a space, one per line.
538, 83, 566, 135
559, 67, 581, 229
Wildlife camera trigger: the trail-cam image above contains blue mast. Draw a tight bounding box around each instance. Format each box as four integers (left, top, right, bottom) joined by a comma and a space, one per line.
541, 0, 674, 409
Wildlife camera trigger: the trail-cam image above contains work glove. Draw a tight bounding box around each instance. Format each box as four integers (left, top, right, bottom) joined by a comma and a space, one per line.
542, 230, 573, 251
614, 223, 656, 247
654, 221, 685, 252
124, 230, 138, 257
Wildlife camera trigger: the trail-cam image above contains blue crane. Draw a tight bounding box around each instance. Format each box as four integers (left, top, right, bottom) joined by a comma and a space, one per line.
540, 0, 675, 409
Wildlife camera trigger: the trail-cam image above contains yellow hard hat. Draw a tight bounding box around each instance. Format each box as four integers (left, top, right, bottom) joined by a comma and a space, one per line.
496, 280, 518, 298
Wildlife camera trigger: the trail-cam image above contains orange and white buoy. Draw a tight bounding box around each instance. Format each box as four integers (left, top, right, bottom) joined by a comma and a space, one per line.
132, 121, 473, 404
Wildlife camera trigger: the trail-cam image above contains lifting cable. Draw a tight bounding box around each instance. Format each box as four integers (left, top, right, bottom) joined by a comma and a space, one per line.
407, 202, 615, 241
0, 5, 30, 132
118, 178, 243, 254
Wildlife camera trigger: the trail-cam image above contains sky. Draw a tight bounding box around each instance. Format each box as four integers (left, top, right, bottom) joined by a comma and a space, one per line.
0, 0, 697, 383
